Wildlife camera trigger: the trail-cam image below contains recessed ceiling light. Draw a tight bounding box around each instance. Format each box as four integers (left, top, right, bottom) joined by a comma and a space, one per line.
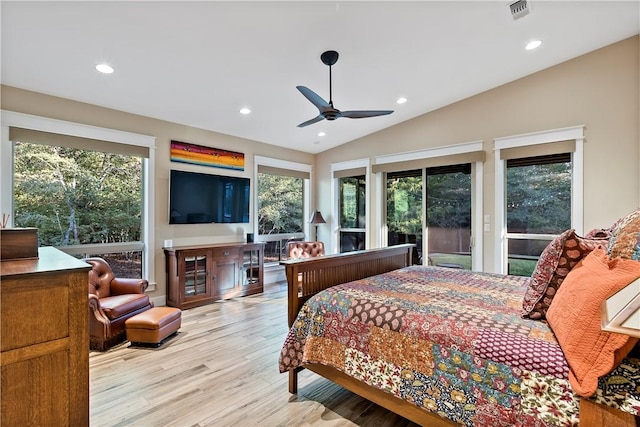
95, 63, 114, 74
525, 40, 542, 51
239, 107, 251, 115
317, 131, 326, 137
396, 97, 408, 104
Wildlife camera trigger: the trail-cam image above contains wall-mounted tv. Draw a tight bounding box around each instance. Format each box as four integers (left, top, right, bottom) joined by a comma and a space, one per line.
169, 169, 250, 224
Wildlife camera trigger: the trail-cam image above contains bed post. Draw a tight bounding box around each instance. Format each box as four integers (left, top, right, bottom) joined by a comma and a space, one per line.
289, 367, 302, 394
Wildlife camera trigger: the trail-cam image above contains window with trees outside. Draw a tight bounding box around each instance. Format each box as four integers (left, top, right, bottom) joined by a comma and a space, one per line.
256, 162, 309, 264
387, 170, 422, 261
339, 175, 366, 253
7, 125, 151, 280
386, 165, 472, 268
506, 153, 572, 276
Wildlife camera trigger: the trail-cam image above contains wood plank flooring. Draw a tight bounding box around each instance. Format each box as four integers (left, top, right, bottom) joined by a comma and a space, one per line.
89, 282, 419, 426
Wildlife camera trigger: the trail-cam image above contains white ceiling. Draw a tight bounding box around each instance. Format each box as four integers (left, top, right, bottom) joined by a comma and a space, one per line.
2, 1, 639, 154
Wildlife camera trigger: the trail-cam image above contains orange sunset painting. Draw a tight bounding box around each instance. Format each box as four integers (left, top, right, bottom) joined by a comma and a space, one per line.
170, 140, 244, 171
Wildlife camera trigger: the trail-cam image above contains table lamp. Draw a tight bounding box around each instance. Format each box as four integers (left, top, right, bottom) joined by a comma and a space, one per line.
309, 211, 326, 240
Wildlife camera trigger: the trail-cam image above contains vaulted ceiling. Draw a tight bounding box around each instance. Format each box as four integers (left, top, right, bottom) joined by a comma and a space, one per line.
2, 1, 638, 154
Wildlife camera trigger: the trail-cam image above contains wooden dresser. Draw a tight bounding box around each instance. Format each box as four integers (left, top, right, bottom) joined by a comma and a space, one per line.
1, 247, 91, 426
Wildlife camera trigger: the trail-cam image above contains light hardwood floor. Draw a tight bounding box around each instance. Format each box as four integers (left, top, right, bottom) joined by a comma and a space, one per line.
89, 282, 419, 427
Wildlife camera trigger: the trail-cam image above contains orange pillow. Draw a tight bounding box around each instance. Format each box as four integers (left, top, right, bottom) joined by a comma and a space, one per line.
546, 247, 640, 397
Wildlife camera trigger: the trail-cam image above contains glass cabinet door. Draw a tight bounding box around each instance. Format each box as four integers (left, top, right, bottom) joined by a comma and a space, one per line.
242, 244, 263, 290
183, 253, 209, 298
243, 249, 258, 286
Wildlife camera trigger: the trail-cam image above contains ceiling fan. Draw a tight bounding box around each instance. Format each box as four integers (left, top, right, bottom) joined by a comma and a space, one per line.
296, 50, 393, 128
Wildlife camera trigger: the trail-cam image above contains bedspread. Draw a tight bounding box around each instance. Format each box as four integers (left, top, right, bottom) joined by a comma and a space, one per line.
279, 265, 640, 427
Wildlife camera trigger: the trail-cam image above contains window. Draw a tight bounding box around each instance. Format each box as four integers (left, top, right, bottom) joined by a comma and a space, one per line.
13, 141, 144, 278
255, 157, 311, 264
494, 126, 584, 275
1, 112, 155, 283
338, 175, 366, 253
505, 154, 572, 276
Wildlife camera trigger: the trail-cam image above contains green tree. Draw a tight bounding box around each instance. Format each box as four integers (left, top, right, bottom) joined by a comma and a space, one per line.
257, 173, 303, 235
387, 174, 422, 235
340, 176, 366, 229
506, 162, 571, 234
13, 142, 142, 246
426, 171, 471, 230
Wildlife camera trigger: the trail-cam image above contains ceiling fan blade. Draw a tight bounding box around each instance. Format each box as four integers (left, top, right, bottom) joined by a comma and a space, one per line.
296, 86, 330, 110
297, 114, 326, 128
340, 110, 394, 119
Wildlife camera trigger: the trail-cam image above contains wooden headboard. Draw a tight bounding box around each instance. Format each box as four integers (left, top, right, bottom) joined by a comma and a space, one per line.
280, 244, 414, 327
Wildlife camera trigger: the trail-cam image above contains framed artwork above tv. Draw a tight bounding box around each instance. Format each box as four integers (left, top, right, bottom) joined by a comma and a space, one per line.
170, 140, 244, 171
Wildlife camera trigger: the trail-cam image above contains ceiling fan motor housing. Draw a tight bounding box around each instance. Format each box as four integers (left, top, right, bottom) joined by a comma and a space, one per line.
324, 111, 339, 120
321, 50, 339, 66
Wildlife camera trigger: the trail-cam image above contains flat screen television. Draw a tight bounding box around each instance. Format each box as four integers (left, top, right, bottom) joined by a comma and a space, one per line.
169, 169, 250, 224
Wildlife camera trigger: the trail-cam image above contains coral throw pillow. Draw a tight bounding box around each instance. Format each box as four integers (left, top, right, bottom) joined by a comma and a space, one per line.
523, 230, 607, 320
608, 208, 640, 260
546, 247, 640, 397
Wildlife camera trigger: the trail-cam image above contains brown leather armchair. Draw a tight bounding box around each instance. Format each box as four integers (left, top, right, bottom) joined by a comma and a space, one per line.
84, 257, 153, 351
287, 241, 325, 260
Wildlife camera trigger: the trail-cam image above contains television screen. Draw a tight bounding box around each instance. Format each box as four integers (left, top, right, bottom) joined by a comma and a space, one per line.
169, 169, 250, 224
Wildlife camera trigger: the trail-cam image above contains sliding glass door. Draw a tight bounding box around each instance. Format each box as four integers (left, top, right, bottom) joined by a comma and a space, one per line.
386, 164, 472, 269
338, 175, 366, 253
387, 170, 423, 263
426, 165, 472, 270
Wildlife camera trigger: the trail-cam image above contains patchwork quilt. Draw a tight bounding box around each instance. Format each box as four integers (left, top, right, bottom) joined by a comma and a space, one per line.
279, 265, 640, 426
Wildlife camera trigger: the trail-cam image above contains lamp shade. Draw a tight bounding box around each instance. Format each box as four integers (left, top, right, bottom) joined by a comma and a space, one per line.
309, 211, 326, 225
601, 277, 640, 338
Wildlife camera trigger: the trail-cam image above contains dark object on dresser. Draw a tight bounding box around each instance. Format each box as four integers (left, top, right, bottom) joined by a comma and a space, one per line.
0, 227, 39, 260
84, 257, 153, 351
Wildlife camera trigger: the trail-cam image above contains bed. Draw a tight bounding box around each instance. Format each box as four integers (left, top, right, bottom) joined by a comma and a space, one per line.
278, 244, 640, 427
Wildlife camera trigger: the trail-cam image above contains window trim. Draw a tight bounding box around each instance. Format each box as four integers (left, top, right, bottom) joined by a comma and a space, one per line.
493, 125, 585, 274
1, 110, 157, 287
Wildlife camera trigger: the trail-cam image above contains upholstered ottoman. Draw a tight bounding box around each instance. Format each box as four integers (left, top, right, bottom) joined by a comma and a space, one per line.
125, 306, 182, 347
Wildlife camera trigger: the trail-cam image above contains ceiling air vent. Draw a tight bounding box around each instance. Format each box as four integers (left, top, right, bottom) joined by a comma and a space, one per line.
509, 0, 530, 20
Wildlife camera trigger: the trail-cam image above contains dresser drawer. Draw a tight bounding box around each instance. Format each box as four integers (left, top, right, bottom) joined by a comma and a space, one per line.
212, 247, 240, 259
